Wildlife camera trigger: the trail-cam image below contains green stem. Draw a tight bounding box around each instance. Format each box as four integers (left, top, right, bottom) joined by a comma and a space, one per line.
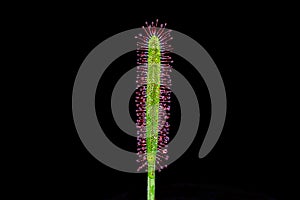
147, 168, 155, 200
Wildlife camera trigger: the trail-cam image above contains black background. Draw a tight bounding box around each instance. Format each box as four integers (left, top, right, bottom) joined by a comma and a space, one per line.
17, 4, 296, 200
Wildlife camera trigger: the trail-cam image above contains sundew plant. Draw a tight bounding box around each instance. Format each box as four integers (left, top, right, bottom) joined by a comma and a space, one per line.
135, 20, 173, 200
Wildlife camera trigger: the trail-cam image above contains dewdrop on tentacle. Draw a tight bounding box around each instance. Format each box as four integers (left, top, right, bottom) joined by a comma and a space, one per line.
135, 19, 173, 174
